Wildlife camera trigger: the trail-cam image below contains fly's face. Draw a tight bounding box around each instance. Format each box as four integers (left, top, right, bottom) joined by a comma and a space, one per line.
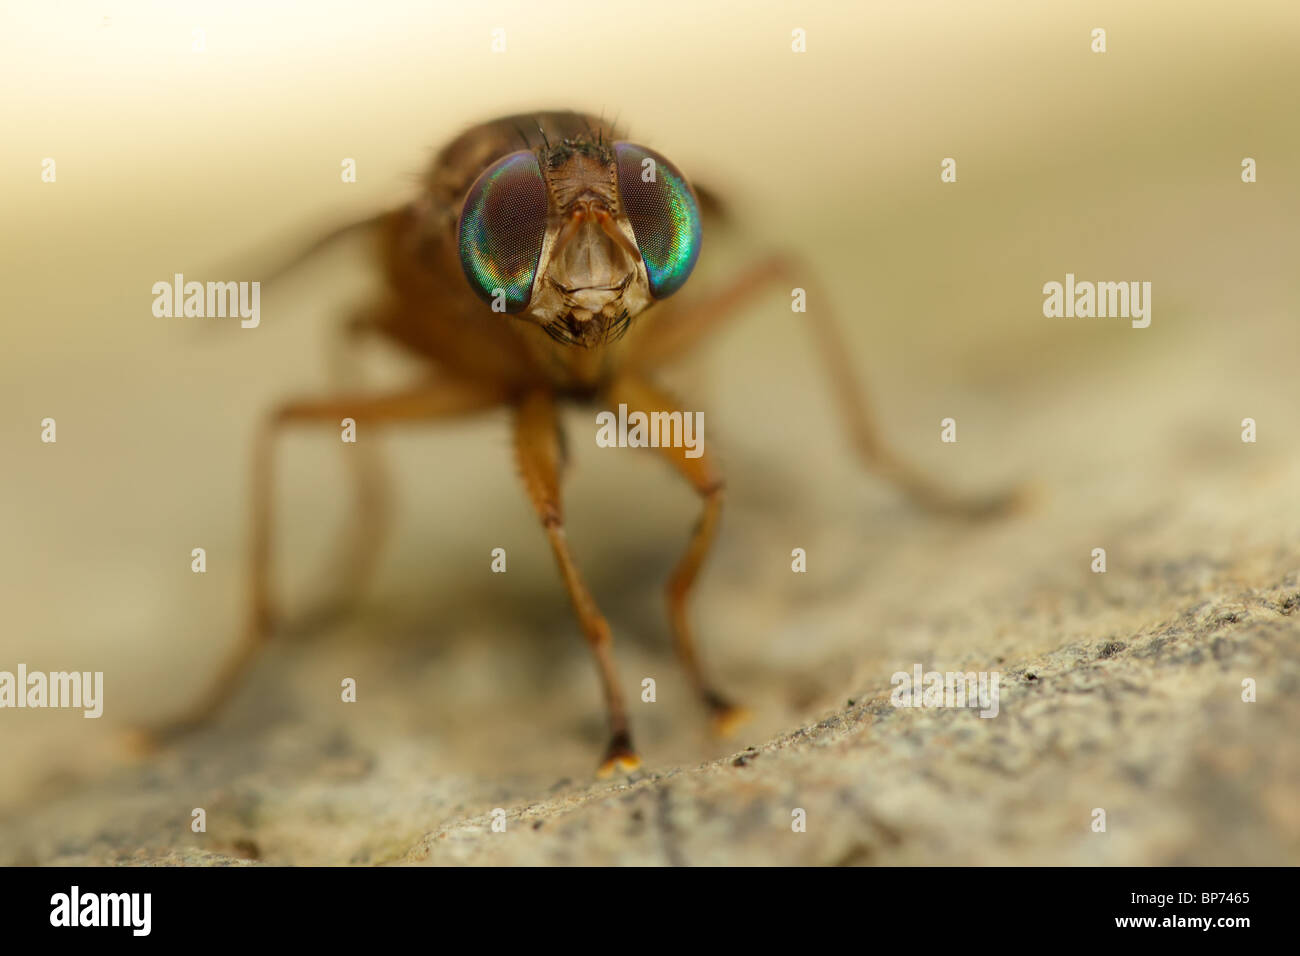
457, 136, 702, 348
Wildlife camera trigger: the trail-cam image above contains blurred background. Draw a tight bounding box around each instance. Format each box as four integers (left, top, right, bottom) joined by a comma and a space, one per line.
1, 1, 1297, 864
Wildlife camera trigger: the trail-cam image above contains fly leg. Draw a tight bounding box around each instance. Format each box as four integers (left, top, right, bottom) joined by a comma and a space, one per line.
137, 376, 509, 744
605, 374, 749, 738
630, 253, 1029, 518
514, 389, 640, 777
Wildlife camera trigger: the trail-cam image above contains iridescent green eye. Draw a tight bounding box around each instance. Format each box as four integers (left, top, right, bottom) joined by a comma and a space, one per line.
458, 150, 549, 313
614, 142, 701, 299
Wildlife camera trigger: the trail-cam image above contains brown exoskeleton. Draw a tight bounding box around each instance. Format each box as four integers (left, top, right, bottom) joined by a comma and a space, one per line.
150, 110, 1020, 776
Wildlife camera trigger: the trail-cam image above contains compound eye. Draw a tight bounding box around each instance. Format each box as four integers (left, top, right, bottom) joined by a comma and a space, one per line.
457, 150, 549, 313
613, 142, 701, 299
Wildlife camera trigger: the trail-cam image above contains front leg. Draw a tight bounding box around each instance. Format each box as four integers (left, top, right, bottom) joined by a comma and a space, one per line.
604, 374, 749, 738
513, 389, 640, 777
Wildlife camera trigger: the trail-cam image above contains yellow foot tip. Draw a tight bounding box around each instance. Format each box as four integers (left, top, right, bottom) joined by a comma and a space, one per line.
711, 705, 752, 739
596, 751, 642, 778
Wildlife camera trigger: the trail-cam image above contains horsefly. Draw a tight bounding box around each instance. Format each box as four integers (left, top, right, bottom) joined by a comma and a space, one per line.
143, 110, 1021, 776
